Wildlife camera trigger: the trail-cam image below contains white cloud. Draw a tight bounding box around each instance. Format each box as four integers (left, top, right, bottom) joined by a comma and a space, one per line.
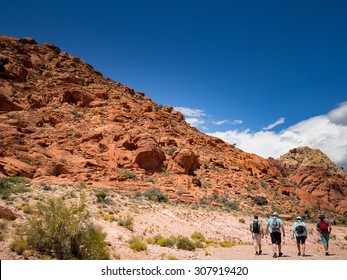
174, 107, 206, 118
175, 106, 243, 130
262, 117, 285, 130
327, 101, 347, 125
185, 117, 205, 126
209, 102, 347, 170
212, 119, 244, 126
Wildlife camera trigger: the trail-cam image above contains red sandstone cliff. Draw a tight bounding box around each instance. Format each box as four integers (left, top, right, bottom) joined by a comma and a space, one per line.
1, 35, 346, 216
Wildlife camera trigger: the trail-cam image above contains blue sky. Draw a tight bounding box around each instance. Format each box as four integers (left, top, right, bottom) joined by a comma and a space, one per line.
2, 1, 347, 168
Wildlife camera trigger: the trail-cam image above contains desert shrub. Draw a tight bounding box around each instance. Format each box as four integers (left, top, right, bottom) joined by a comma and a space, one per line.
223, 200, 239, 210
143, 188, 168, 203
102, 213, 115, 222
146, 237, 154, 244
25, 196, 109, 259
344, 235, 347, 241
0, 177, 31, 199
239, 218, 246, 224
191, 232, 206, 242
167, 147, 177, 156
22, 203, 35, 215
153, 234, 164, 243
259, 179, 268, 189
253, 196, 268, 206
156, 237, 175, 248
117, 216, 134, 231
10, 239, 28, 255
168, 255, 178, 260
95, 190, 108, 202
176, 236, 195, 251
124, 170, 137, 179
128, 236, 147, 252
219, 240, 237, 248
42, 183, 52, 191
143, 177, 155, 183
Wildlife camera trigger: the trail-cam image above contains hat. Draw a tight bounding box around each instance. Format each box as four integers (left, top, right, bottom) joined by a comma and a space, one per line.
297, 216, 302, 220
273, 212, 278, 217
319, 214, 325, 219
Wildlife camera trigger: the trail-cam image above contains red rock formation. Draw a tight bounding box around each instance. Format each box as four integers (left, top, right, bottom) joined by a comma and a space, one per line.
0, 35, 346, 217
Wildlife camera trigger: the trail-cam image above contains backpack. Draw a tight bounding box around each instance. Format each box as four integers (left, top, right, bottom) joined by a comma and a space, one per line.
271, 217, 280, 231
252, 221, 260, 233
296, 222, 306, 234
319, 220, 329, 233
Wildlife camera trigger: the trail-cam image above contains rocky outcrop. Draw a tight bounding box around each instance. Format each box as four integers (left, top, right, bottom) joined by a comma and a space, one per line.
133, 134, 166, 172
0, 35, 346, 217
274, 147, 347, 215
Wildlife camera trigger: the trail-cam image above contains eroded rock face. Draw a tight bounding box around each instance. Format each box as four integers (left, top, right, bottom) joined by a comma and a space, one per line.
0, 83, 25, 111
0, 157, 36, 178
275, 147, 347, 215
0, 35, 345, 217
134, 134, 166, 172
172, 149, 200, 175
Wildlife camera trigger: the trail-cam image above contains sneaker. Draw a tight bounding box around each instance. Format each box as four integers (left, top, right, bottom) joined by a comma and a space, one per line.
279, 252, 283, 257
259, 250, 262, 255
273, 253, 277, 258
298, 252, 301, 256
302, 254, 306, 257
255, 251, 259, 255
325, 252, 329, 256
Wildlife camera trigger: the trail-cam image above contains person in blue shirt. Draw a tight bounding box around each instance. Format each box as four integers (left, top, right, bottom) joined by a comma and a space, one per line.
292, 216, 308, 257
266, 212, 285, 258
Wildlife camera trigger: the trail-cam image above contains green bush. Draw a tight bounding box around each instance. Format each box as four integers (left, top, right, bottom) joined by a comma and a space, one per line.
10, 239, 28, 255
156, 237, 175, 248
95, 190, 108, 202
253, 196, 268, 206
25, 196, 109, 259
102, 213, 115, 222
176, 236, 195, 251
117, 216, 134, 231
191, 232, 206, 242
344, 235, 347, 241
223, 200, 239, 210
0, 177, 31, 199
143, 188, 168, 203
124, 170, 137, 179
128, 236, 147, 252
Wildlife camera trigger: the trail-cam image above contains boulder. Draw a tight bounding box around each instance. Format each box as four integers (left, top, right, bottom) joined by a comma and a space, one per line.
173, 149, 200, 175
134, 134, 166, 171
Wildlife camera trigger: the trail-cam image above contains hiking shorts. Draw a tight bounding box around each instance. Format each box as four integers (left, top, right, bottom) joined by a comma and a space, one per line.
320, 232, 330, 245
270, 232, 282, 245
252, 233, 262, 245
296, 235, 307, 244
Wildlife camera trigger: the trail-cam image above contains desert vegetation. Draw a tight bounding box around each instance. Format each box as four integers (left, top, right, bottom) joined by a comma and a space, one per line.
0, 177, 346, 260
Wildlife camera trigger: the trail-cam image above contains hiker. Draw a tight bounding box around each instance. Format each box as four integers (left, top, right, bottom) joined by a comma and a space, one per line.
316, 214, 332, 256
292, 216, 308, 256
266, 212, 285, 258
249, 215, 264, 255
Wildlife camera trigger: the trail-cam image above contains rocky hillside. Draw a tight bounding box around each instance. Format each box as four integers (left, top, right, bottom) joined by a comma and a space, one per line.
0, 35, 346, 218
